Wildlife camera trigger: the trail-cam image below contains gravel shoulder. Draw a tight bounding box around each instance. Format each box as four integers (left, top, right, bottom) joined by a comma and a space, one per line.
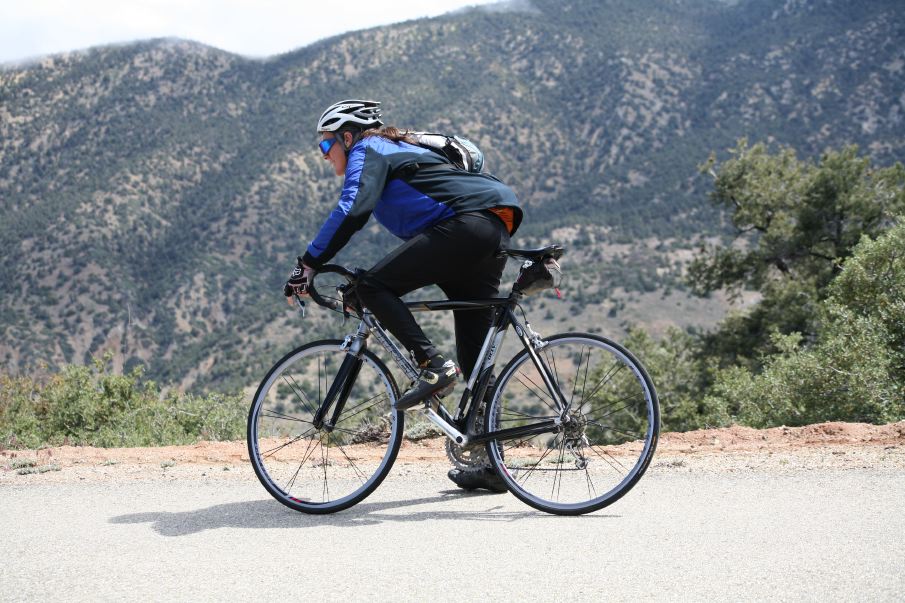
2, 420, 904, 484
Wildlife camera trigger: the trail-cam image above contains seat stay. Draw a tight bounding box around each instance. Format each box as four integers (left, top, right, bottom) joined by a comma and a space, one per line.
505, 308, 570, 416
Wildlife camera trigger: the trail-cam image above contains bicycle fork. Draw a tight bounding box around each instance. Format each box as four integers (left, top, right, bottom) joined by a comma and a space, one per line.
311, 353, 363, 431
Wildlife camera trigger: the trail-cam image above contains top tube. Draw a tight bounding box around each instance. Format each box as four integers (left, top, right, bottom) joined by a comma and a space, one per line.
303, 243, 566, 313
405, 298, 511, 312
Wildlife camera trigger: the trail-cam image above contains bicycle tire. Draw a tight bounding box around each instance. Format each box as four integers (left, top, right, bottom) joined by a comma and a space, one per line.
484, 333, 659, 515
247, 339, 403, 514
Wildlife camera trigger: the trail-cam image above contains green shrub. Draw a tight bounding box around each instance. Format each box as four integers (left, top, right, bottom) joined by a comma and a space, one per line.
705, 322, 900, 427
0, 356, 246, 449
828, 221, 905, 384
622, 327, 730, 431
703, 222, 905, 427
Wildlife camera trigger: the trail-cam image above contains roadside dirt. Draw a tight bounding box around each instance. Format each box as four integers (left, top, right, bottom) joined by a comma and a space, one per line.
3, 421, 904, 484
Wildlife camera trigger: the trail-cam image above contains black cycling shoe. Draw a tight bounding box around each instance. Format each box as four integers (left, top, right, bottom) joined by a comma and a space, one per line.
394, 357, 460, 410
447, 466, 508, 493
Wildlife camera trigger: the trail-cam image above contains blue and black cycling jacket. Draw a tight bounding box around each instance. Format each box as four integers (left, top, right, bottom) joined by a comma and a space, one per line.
301, 135, 523, 269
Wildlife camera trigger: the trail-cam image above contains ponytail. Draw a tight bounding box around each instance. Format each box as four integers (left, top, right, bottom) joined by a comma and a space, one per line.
360, 126, 416, 145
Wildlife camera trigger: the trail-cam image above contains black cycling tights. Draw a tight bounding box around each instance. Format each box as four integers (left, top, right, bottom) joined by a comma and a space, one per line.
356, 211, 510, 378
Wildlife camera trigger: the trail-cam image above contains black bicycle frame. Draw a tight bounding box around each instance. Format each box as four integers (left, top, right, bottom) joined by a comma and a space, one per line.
407, 294, 568, 443
308, 292, 568, 445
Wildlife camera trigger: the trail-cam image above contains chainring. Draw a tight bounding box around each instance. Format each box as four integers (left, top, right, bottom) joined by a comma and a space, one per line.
444, 398, 499, 469
445, 438, 489, 469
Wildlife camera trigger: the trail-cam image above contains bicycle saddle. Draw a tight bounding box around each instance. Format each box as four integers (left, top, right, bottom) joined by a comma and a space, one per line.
499, 244, 565, 261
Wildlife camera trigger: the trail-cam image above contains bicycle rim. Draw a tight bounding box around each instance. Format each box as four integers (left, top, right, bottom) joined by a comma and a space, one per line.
247, 340, 402, 514
486, 333, 659, 515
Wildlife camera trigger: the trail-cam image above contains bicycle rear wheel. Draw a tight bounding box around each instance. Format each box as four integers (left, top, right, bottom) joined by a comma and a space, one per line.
485, 333, 659, 515
247, 340, 402, 514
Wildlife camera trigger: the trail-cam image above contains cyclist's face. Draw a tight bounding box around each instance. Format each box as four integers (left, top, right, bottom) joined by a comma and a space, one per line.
321, 133, 347, 177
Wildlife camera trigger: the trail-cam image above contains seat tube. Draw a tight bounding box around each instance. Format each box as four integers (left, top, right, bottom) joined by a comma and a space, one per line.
456, 306, 509, 420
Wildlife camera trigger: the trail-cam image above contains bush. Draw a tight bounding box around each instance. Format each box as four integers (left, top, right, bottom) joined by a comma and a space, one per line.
828, 221, 905, 384
705, 323, 900, 427
623, 327, 730, 432
0, 356, 246, 448
703, 221, 905, 427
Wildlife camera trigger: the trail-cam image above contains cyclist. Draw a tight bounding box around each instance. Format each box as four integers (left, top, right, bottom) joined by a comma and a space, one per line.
284, 99, 523, 492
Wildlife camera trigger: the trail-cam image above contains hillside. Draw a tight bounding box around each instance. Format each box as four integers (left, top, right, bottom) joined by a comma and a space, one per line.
1, 0, 903, 392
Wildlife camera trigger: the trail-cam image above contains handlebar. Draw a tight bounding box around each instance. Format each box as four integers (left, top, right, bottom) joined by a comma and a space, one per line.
302, 264, 358, 312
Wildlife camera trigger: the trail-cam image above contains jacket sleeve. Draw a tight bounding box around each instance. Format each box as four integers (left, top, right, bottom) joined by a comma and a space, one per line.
302, 143, 390, 268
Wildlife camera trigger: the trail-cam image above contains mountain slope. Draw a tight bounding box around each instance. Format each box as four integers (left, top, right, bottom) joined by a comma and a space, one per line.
1, 0, 903, 391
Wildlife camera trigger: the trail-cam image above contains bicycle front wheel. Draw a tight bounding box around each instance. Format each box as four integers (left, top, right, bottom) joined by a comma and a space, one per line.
485, 333, 659, 515
247, 340, 403, 514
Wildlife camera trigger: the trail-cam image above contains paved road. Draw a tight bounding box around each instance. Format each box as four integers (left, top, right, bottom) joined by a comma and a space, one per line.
2, 465, 903, 601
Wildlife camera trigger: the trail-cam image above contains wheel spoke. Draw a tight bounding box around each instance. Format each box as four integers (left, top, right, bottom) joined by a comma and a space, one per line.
584, 393, 645, 422
585, 420, 645, 442
514, 372, 559, 414
250, 342, 401, 513
261, 409, 313, 424
333, 441, 369, 484
499, 408, 557, 422
320, 439, 330, 502
581, 362, 626, 406
335, 393, 389, 425
485, 335, 658, 514
584, 463, 598, 499
281, 373, 318, 417
588, 444, 628, 474
569, 345, 590, 411
285, 435, 320, 493
501, 434, 536, 454
551, 433, 568, 502
261, 426, 316, 458
514, 438, 558, 487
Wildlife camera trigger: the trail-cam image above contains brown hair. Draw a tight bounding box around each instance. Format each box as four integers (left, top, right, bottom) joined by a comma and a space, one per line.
360, 126, 417, 145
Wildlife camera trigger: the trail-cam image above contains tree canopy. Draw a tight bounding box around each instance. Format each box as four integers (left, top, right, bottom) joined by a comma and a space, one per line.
636, 141, 905, 430
688, 141, 905, 366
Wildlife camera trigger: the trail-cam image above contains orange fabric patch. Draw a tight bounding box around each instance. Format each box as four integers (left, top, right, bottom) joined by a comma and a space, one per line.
488, 207, 515, 234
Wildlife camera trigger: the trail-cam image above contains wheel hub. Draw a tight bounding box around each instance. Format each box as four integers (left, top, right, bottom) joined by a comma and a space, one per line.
563, 411, 590, 470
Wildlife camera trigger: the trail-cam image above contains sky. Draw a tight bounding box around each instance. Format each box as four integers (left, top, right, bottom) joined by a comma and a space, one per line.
0, 0, 501, 65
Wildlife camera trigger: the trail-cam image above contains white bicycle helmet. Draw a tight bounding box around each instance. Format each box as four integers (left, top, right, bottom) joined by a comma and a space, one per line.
317, 99, 383, 133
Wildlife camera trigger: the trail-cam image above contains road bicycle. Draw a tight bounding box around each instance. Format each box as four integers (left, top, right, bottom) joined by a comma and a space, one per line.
247, 245, 659, 515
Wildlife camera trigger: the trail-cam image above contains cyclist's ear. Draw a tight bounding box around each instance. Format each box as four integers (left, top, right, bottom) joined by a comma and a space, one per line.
343, 130, 355, 150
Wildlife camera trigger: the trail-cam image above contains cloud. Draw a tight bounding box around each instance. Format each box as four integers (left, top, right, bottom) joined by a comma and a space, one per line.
0, 0, 500, 63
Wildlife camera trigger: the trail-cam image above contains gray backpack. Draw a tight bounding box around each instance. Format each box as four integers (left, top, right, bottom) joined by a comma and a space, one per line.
409, 132, 486, 173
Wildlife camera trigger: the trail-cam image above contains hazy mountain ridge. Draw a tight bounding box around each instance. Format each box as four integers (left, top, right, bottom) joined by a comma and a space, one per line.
1, 0, 902, 391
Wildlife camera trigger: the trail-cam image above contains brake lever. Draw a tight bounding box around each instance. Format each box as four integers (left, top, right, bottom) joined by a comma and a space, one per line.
294, 294, 306, 317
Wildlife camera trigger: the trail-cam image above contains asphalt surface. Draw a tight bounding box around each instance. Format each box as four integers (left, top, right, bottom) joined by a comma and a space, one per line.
2, 465, 904, 601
